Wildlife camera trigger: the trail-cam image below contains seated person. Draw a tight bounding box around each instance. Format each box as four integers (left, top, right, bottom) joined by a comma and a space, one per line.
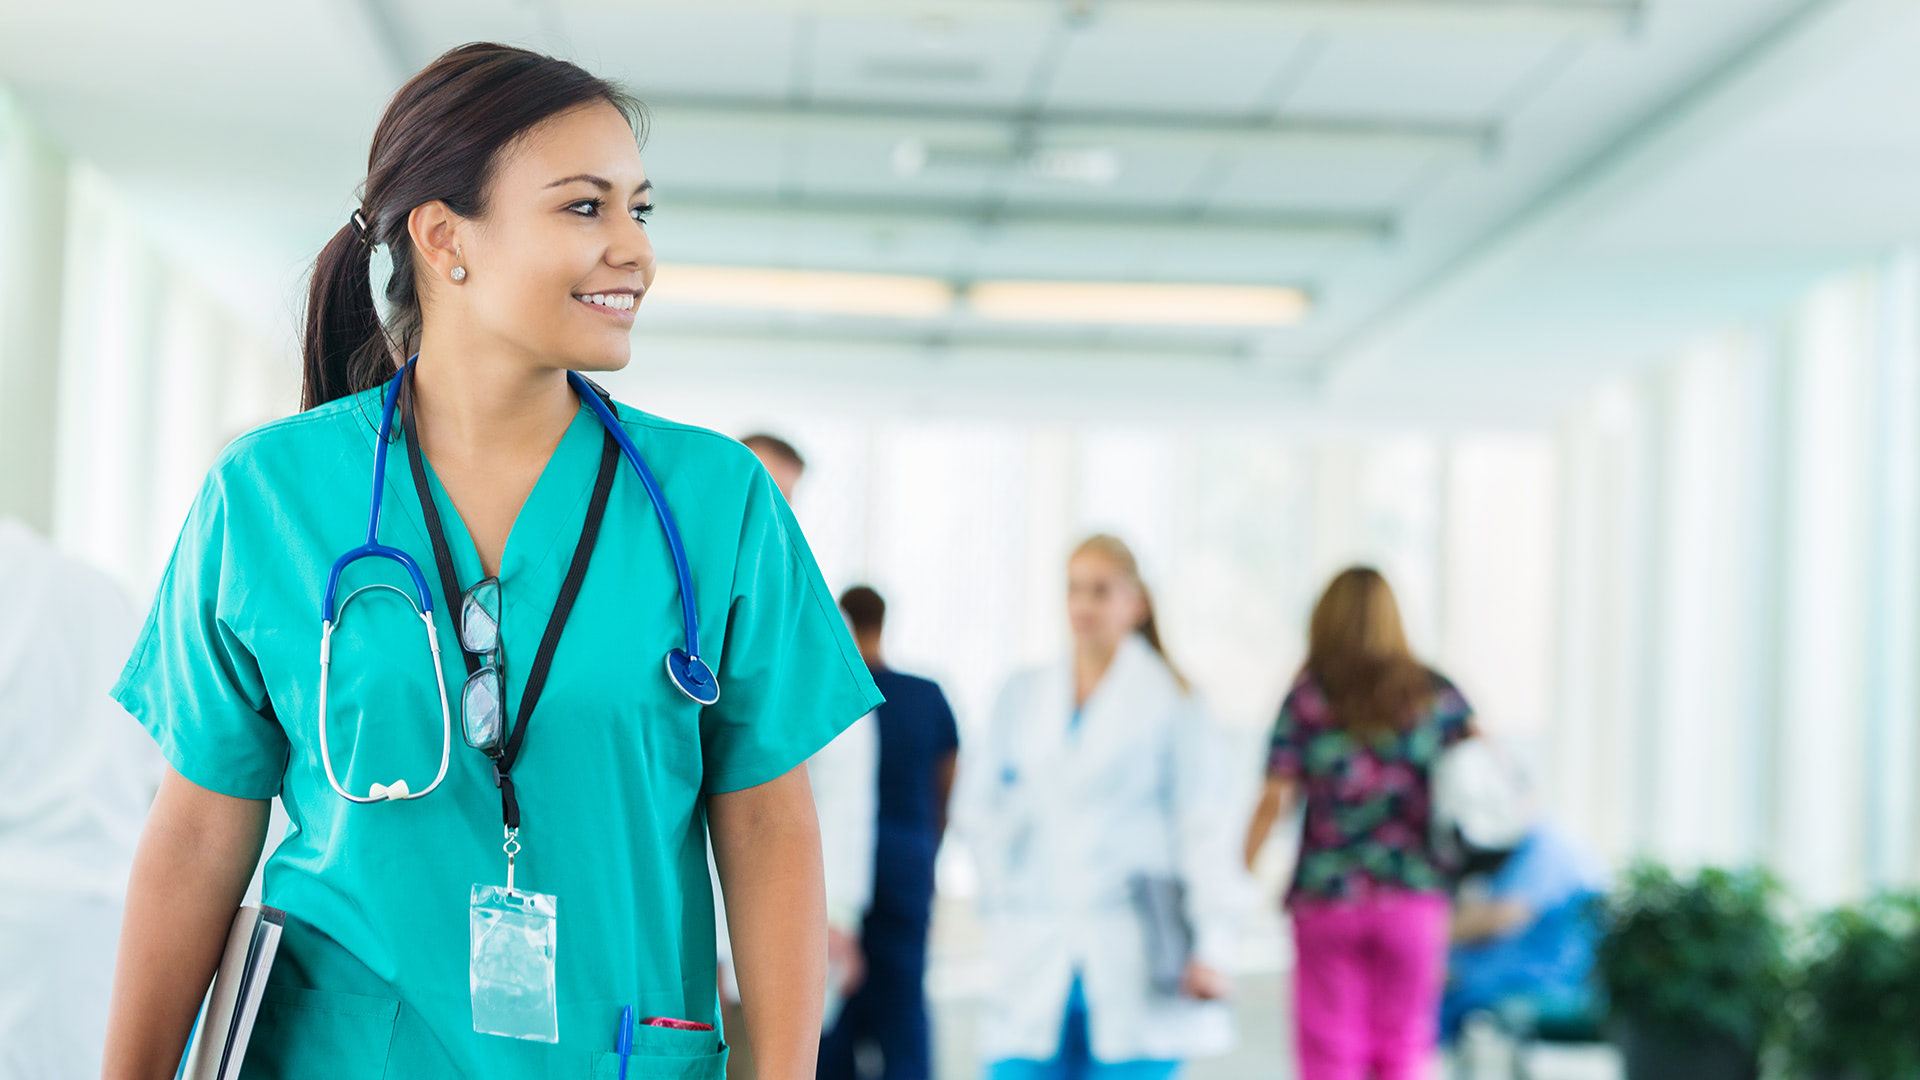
1438, 748, 1608, 1040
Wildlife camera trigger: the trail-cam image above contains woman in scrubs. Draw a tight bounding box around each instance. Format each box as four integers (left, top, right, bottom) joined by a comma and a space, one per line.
100, 43, 882, 1079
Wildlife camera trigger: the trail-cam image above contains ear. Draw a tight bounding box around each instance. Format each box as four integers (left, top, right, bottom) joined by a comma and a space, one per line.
407, 200, 465, 284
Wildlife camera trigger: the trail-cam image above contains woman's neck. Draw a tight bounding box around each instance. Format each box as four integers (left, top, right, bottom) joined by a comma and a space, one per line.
409, 336, 577, 463
1072, 637, 1121, 706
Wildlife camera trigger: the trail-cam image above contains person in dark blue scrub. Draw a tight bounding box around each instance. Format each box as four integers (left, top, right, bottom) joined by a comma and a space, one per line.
819, 585, 960, 1080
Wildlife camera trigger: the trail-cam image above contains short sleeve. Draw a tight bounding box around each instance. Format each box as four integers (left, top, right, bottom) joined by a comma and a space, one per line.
932, 685, 960, 757
1431, 673, 1475, 749
1265, 684, 1306, 780
699, 471, 885, 794
111, 466, 288, 800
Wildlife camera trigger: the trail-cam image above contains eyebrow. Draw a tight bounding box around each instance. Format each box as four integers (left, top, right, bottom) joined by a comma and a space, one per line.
545, 174, 652, 198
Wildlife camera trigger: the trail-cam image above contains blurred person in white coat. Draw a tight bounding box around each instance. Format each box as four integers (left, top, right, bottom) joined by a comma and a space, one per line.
0, 518, 162, 1078
961, 534, 1247, 1080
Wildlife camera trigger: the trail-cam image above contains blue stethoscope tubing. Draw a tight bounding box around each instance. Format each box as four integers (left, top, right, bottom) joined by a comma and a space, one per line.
316, 356, 717, 806
318, 357, 453, 803
565, 369, 718, 706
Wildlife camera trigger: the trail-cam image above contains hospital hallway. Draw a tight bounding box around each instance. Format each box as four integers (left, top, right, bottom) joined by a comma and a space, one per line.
5, 1, 1920, 1079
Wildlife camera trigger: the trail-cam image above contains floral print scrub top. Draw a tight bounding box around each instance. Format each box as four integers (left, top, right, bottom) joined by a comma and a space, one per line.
1264, 669, 1474, 904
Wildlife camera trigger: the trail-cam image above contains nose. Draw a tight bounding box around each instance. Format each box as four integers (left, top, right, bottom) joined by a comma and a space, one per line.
610, 215, 655, 280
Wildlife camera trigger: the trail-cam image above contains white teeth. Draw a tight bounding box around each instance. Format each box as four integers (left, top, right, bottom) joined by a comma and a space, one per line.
577, 293, 634, 311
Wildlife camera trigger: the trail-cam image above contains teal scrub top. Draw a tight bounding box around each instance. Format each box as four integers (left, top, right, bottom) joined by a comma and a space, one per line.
112, 383, 885, 1079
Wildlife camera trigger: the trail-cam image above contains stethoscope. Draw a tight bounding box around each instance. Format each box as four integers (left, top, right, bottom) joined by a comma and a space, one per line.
317, 356, 718, 805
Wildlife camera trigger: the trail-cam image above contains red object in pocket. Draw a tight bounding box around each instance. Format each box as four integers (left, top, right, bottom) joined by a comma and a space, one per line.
643, 1017, 715, 1031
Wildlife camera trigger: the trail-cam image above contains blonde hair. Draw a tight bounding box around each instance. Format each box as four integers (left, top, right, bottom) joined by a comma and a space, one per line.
1305, 566, 1432, 736
1072, 534, 1189, 692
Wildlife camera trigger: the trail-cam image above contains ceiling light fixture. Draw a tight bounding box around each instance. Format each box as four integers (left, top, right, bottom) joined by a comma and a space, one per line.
968, 279, 1311, 327
647, 264, 956, 319
1026, 146, 1120, 186
646, 265, 1311, 328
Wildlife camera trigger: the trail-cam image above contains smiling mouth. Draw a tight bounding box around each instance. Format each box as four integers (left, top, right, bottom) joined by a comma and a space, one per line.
573, 292, 637, 312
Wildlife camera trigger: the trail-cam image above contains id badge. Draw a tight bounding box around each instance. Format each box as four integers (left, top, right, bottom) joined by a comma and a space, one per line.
470, 884, 560, 1043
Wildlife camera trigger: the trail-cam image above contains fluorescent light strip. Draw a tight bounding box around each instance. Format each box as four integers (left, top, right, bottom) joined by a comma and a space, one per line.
969, 280, 1311, 327
648, 264, 1312, 327
648, 264, 954, 319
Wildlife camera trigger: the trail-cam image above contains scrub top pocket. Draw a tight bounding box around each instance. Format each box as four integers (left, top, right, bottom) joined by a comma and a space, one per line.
587, 1021, 725, 1080
242, 986, 399, 1080
589, 1047, 726, 1080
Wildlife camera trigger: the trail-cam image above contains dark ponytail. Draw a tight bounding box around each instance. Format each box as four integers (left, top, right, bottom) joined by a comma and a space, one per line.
302, 216, 384, 410
301, 43, 645, 411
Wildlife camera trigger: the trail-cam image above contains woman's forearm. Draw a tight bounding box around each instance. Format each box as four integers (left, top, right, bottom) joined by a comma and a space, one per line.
101, 767, 270, 1080
708, 765, 827, 1080
1243, 778, 1296, 871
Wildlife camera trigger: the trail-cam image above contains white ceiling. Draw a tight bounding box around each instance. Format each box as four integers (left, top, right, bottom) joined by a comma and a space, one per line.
3, 0, 1916, 424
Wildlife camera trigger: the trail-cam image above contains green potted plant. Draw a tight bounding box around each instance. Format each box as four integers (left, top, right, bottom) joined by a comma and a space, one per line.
1787, 893, 1920, 1080
1594, 864, 1791, 1080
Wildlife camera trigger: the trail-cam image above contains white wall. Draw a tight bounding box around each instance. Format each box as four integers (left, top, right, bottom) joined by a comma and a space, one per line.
1552, 254, 1920, 900
0, 120, 298, 590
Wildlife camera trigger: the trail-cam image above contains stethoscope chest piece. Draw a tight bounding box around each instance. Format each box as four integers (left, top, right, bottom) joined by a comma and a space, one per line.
666, 649, 720, 706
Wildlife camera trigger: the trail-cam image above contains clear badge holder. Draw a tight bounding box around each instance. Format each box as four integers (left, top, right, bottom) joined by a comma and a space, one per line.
470, 827, 560, 1043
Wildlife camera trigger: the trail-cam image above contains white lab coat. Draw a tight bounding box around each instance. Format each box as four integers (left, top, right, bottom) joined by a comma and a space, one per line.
711, 711, 877, 1001
0, 518, 163, 1079
961, 635, 1247, 1064
809, 709, 878, 930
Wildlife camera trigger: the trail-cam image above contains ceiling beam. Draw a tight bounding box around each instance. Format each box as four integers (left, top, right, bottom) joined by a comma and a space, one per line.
1319, 0, 1896, 395
1086, 0, 1643, 34
643, 94, 1494, 158
661, 188, 1395, 245
583, 0, 1640, 35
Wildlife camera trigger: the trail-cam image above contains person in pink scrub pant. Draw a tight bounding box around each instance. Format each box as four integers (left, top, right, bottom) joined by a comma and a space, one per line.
1242, 567, 1479, 1080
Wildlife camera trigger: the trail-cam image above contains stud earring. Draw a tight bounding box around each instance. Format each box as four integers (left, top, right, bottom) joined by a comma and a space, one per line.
451, 266, 467, 283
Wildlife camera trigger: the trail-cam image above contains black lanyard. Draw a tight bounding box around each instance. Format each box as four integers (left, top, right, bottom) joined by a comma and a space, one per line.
399, 377, 620, 832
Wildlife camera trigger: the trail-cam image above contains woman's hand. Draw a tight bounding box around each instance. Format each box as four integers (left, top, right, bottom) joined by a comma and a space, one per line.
1179, 960, 1231, 1001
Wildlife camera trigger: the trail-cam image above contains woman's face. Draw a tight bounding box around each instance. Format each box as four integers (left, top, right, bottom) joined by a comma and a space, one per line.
436, 101, 656, 373
1066, 551, 1146, 652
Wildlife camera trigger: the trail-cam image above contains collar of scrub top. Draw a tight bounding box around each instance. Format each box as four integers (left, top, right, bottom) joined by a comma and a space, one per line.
317, 354, 454, 804
338, 355, 717, 705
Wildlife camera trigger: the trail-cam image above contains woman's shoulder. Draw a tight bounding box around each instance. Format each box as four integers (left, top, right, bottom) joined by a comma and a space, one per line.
201, 389, 381, 499
1280, 669, 1331, 721
1421, 667, 1468, 705
606, 398, 769, 489
992, 662, 1065, 714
